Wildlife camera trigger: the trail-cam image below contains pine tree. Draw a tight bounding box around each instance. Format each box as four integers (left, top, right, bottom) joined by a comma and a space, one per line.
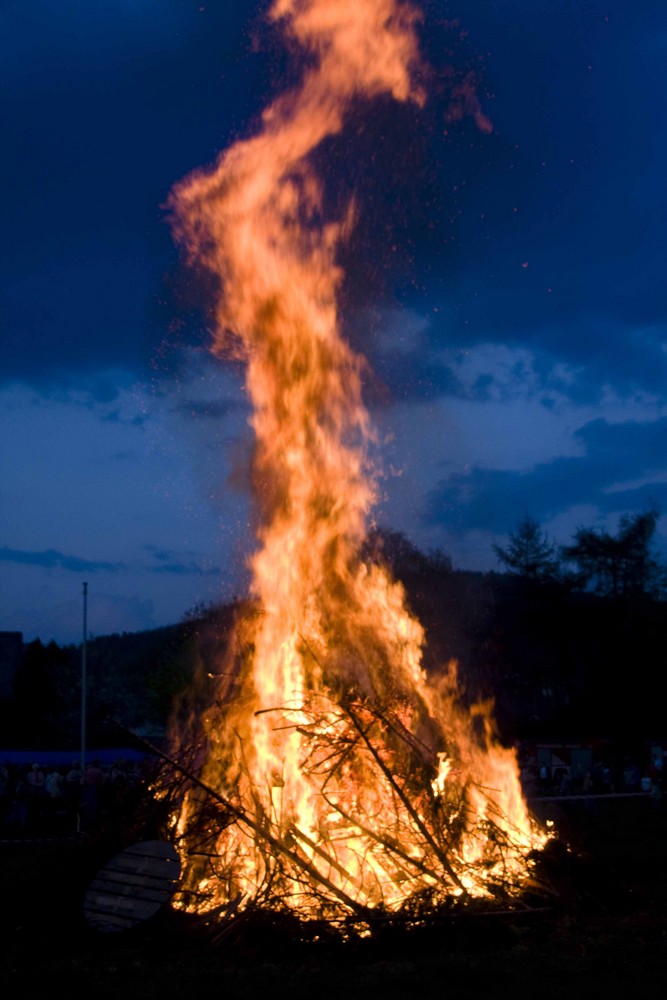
494, 516, 561, 581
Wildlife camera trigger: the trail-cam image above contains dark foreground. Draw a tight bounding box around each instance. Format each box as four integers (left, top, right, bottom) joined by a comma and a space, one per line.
1, 797, 666, 999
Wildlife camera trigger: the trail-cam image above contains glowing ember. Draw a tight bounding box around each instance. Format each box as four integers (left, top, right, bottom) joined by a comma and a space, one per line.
166, 0, 547, 927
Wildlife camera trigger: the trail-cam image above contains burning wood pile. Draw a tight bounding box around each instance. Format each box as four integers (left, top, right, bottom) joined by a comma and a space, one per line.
163, 650, 547, 939
160, 0, 549, 940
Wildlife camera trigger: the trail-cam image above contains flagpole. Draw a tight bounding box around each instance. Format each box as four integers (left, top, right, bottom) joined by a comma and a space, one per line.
80, 581, 88, 777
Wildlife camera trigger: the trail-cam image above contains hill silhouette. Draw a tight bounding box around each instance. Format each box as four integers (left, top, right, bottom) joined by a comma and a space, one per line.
2, 532, 665, 773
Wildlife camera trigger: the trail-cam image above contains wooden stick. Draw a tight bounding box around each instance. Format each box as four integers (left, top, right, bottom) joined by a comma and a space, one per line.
344, 703, 467, 893
319, 788, 451, 889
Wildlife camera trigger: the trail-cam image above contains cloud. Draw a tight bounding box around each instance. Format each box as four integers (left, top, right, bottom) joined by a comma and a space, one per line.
424, 415, 667, 535
149, 562, 221, 577
144, 544, 221, 577
145, 546, 176, 563
363, 304, 667, 415
373, 351, 460, 403
416, 311, 667, 406
0, 547, 124, 574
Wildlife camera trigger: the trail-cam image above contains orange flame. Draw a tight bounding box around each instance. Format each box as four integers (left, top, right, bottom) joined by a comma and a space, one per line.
168, 0, 546, 922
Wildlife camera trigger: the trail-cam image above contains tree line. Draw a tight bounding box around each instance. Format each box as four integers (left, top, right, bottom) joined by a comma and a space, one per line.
493, 507, 666, 599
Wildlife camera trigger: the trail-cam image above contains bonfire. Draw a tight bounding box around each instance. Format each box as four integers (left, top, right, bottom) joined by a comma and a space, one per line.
162, 0, 548, 937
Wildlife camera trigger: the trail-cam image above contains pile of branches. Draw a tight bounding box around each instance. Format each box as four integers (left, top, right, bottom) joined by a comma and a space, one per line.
151, 692, 551, 942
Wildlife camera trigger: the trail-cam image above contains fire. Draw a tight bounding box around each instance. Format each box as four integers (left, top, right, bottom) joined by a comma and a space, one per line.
167, 0, 547, 928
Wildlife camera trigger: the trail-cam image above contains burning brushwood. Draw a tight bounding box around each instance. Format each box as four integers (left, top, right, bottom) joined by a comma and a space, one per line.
162, 658, 547, 931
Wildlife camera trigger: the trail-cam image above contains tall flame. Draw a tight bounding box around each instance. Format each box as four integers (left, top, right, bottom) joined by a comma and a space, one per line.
168, 0, 546, 923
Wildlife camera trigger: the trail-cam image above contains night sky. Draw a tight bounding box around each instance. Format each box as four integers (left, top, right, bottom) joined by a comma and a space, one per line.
3, 0, 667, 645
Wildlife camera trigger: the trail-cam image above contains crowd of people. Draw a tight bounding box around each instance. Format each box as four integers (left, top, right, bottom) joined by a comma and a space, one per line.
3, 746, 663, 839
528, 753, 664, 802
0, 757, 150, 838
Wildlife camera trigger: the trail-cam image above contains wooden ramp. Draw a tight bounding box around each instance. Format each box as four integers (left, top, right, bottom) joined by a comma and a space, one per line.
83, 840, 181, 932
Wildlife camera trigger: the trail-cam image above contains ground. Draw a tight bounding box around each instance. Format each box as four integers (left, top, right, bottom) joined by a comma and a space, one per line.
1, 797, 666, 998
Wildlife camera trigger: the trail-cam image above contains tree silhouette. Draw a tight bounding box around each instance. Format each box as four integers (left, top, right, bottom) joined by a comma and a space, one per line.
493, 516, 561, 581
562, 507, 663, 598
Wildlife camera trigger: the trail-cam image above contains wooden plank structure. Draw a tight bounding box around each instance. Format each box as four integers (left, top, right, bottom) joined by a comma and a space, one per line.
83, 840, 181, 932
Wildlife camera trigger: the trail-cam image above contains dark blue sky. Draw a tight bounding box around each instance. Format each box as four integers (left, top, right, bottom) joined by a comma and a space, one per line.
3, 0, 667, 643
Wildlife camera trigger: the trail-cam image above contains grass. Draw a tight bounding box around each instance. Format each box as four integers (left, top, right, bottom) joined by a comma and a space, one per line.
1, 796, 666, 998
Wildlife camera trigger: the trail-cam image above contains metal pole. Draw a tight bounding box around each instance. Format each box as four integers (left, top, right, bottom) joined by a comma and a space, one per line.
80, 582, 88, 777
